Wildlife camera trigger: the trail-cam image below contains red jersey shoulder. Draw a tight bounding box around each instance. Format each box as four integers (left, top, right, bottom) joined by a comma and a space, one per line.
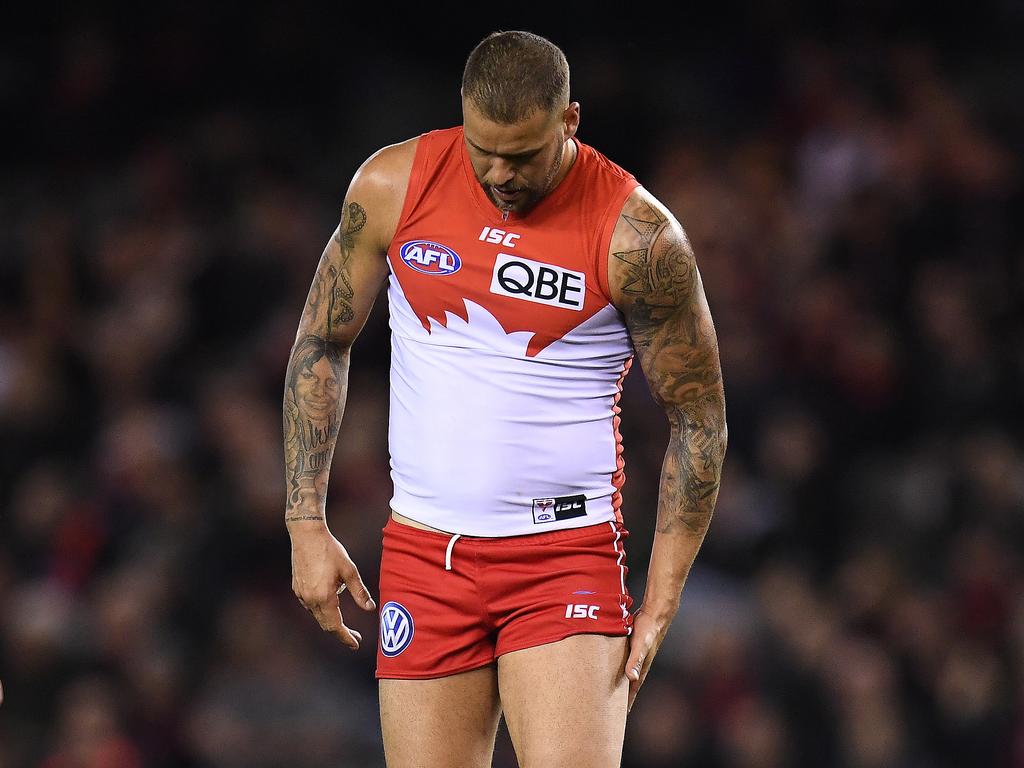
576, 140, 635, 184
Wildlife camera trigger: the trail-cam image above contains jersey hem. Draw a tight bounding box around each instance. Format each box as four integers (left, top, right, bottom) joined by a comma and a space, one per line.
387, 500, 619, 539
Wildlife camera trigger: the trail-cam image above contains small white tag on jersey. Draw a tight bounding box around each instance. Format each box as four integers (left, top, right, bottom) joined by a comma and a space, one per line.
490, 254, 585, 311
532, 494, 588, 524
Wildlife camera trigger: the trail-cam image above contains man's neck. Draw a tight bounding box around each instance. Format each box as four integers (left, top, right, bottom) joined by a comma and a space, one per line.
552, 137, 578, 189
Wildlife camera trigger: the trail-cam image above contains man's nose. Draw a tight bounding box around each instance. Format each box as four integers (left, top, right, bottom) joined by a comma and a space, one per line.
487, 159, 517, 186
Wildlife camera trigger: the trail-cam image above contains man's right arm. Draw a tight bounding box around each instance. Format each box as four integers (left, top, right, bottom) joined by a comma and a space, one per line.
284, 140, 414, 648
284, 198, 386, 524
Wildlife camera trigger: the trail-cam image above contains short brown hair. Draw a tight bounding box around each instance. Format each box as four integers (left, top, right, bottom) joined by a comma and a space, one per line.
462, 31, 570, 123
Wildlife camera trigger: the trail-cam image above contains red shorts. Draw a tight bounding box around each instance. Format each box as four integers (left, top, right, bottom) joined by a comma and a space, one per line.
375, 516, 634, 679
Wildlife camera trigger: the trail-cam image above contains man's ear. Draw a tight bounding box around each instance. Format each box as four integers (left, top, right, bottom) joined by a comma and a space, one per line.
563, 102, 581, 140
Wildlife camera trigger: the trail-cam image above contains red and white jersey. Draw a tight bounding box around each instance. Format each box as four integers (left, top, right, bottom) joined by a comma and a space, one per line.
385, 127, 639, 536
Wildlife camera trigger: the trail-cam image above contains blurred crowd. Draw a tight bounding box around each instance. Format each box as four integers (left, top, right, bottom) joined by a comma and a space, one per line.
2, 8, 1023, 768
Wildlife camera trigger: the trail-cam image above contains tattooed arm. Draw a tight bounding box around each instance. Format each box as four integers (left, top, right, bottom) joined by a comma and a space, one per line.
608, 186, 728, 709
285, 139, 416, 649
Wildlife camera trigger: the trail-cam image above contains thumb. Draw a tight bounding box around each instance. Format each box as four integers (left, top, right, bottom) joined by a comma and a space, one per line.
625, 643, 646, 681
344, 571, 376, 611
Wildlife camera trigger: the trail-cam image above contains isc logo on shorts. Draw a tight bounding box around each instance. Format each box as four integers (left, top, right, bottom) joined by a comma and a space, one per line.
565, 604, 600, 619
490, 254, 585, 310
380, 601, 415, 657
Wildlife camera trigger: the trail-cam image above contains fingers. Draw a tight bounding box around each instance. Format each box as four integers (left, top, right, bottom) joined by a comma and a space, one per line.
310, 595, 362, 650
626, 651, 649, 712
341, 568, 377, 612
291, 543, 376, 649
624, 619, 659, 712
627, 656, 653, 712
627, 670, 647, 712
294, 575, 370, 649
624, 635, 649, 683
299, 589, 362, 651
625, 648, 645, 682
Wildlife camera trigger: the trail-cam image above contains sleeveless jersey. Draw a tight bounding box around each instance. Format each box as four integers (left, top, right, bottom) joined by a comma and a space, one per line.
385, 126, 639, 536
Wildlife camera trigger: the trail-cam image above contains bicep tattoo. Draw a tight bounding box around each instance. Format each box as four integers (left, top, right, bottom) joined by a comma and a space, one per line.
327, 201, 367, 330
616, 201, 717, 400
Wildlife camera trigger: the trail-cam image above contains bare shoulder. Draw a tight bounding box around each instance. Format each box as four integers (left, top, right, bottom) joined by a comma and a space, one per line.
353, 136, 418, 185
607, 185, 699, 326
350, 137, 419, 202
343, 136, 421, 251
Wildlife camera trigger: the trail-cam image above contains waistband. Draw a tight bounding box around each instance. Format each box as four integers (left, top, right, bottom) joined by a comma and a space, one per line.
384, 514, 626, 546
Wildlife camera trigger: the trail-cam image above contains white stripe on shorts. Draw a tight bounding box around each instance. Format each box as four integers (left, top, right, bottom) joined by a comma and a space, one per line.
609, 521, 629, 624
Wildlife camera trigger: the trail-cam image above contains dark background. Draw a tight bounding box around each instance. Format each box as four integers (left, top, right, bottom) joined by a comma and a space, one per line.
2, 3, 1024, 766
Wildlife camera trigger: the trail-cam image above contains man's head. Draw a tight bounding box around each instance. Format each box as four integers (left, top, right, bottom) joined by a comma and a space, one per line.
462, 31, 580, 215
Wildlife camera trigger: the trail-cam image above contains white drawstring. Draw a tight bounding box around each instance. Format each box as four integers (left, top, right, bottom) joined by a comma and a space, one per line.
444, 534, 461, 571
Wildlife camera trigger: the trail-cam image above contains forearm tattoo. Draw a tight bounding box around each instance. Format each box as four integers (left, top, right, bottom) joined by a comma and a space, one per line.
283, 201, 366, 521
615, 200, 727, 536
283, 334, 347, 519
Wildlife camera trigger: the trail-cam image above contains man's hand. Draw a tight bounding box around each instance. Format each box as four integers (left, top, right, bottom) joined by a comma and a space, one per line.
624, 606, 673, 711
289, 525, 376, 649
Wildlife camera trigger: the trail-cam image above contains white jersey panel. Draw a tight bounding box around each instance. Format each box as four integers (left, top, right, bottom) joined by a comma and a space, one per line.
387, 270, 633, 537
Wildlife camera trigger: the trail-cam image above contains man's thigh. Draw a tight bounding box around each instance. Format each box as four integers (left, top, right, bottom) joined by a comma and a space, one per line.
380, 665, 502, 768
497, 634, 630, 768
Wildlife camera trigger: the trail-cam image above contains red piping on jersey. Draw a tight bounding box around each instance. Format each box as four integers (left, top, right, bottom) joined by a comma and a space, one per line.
610, 356, 633, 522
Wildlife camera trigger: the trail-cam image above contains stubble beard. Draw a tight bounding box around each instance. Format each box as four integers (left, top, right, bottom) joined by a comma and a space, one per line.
484, 138, 568, 215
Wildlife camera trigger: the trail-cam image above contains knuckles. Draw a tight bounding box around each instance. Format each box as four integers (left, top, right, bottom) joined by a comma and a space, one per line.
291, 584, 341, 605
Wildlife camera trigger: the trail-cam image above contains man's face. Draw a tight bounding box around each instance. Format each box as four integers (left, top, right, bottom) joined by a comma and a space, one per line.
463, 100, 578, 215
295, 356, 339, 419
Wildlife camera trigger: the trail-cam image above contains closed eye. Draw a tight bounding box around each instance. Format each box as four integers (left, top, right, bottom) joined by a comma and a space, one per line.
466, 138, 542, 163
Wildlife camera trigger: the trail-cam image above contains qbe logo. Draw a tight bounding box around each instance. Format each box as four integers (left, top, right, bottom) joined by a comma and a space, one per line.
489, 254, 585, 311
379, 601, 415, 657
400, 240, 462, 275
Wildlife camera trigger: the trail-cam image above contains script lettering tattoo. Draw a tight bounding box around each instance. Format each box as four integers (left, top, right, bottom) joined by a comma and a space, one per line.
616, 199, 727, 536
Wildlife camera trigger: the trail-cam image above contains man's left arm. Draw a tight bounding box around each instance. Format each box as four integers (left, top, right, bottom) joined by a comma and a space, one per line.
607, 186, 728, 710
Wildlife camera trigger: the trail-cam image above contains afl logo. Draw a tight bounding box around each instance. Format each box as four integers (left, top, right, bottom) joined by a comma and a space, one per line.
400, 240, 462, 275
379, 601, 415, 657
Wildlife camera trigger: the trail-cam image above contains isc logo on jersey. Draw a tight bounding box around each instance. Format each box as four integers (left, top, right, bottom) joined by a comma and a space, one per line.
400, 240, 462, 275
379, 601, 415, 657
489, 254, 585, 311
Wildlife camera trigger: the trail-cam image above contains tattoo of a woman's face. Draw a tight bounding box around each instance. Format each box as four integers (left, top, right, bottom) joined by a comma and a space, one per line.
284, 335, 346, 508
